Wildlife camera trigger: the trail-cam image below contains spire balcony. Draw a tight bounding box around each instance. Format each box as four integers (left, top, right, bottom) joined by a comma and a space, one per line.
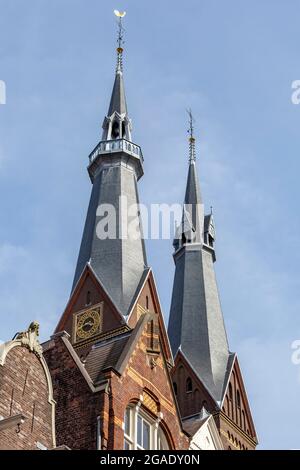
87, 138, 144, 181
88, 138, 143, 165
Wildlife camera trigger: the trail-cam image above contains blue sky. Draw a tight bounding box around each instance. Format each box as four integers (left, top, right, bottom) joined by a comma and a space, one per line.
0, 0, 300, 449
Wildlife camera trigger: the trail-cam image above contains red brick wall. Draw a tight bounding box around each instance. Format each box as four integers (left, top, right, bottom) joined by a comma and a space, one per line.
172, 354, 216, 418
0, 345, 54, 450
107, 326, 189, 450
45, 328, 190, 450
44, 337, 104, 450
172, 352, 257, 451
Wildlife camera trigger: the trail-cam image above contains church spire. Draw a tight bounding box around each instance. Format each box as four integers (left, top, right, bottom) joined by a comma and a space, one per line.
168, 120, 230, 403
173, 111, 202, 250
71, 12, 147, 316
103, 10, 131, 141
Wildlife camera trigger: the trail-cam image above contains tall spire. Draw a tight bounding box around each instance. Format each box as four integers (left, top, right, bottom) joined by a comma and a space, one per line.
174, 112, 202, 250
103, 10, 131, 141
72, 12, 147, 316
168, 122, 230, 403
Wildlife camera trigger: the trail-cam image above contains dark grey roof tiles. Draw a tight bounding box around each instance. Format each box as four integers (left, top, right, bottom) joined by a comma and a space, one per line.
168, 159, 230, 403
108, 70, 128, 117
85, 332, 131, 383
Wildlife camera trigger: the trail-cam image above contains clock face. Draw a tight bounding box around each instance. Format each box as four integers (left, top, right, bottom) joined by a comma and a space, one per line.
76, 309, 101, 341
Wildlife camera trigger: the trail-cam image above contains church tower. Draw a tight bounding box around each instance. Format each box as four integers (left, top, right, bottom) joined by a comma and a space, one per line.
168, 115, 258, 450
71, 16, 147, 318
44, 13, 190, 451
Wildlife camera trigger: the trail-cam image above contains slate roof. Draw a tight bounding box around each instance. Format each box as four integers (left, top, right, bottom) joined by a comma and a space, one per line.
182, 407, 211, 436
108, 69, 128, 117
71, 53, 147, 317
81, 312, 152, 385
168, 158, 230, 404
85, 331, 132, 383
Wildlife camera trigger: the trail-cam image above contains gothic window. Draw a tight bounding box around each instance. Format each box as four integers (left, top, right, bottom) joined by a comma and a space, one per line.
242, 410, 246, 431
228, 382, 234, 419
226, 396, 230, 417
236, 390, 241, 426
86, 291, 91, 306
124, 406, 169, 450
111, 120, 120, 139
186, 377, 192, 393
146, 296, 149, 310
173, 382, 177, 395
237, 390, 241, 407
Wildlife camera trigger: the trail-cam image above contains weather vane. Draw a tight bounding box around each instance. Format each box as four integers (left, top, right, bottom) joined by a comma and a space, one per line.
114, 10, 126, 72
187, 108, 196, 162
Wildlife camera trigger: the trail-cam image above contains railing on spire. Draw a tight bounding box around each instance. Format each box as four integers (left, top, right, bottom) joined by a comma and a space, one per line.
88, 138, 143, 165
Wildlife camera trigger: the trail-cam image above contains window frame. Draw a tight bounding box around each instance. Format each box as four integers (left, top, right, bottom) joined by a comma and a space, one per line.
123, 405, 169, 451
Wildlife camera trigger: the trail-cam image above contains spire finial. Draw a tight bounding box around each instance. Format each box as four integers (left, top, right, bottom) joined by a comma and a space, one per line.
187, 108, 196, 163
114, 10, 126, 72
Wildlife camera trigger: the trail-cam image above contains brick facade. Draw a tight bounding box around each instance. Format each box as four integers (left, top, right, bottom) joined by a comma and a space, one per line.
172, 351, 257, 450
44, 270, 190, 450
0, 343, 55, 450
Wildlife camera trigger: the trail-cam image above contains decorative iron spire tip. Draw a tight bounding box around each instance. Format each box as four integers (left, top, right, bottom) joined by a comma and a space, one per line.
187, 108, 196, 163
114, 10, 126, 73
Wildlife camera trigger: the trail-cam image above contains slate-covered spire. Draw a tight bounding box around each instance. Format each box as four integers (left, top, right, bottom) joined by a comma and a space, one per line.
72, 12, 148, 316
168, 120, 230, 403
102, 11, 131, 142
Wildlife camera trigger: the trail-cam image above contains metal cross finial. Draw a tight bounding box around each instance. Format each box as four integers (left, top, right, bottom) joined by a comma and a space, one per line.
114, 10, 126, 72
187, 108, 196, 162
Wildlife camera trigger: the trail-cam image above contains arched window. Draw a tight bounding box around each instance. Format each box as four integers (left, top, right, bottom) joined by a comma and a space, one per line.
86, 291, 91, 306
186, 377, 192, 393
173, 382, 177, 395
237, 390, 241, 407
146, 296, 149, 310
236, 390, 241, 426
228, 383, 234, 419
111, 120, 120, 139
124, 406, 169, 450
242, 410, 246, 431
